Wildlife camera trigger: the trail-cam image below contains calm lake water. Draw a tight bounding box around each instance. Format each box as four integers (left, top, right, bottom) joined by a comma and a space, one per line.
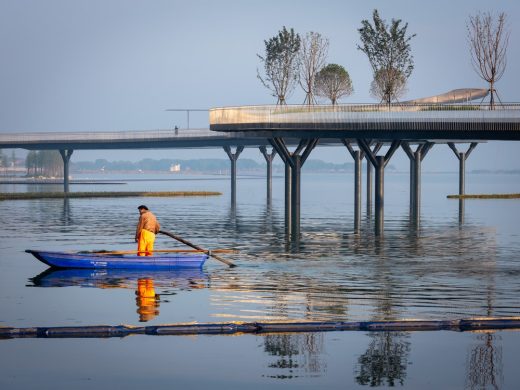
1, 170, 520, 388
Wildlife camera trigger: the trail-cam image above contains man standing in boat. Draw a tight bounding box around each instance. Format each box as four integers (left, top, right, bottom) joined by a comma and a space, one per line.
135, 205, 161, 256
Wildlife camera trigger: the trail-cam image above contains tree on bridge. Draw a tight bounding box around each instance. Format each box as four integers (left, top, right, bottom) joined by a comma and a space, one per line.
314, 63, 353, 105
298, 31, 329, 105
358, 9, 416, 105
257, 26, 301, 105
467, 11, 510, 109
370, 67, 407, 104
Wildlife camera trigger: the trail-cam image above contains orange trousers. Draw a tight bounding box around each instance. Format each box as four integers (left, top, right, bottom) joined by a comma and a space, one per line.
137, 229, 156, 256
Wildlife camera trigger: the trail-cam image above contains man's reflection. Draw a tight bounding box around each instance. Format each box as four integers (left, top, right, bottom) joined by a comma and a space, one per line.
135, 278, 160, 322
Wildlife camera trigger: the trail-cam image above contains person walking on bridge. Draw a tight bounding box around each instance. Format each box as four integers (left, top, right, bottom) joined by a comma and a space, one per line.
135, 205, 161, 256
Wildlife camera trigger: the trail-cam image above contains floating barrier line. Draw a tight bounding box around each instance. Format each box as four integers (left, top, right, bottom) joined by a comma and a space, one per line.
1, 317, 520, 339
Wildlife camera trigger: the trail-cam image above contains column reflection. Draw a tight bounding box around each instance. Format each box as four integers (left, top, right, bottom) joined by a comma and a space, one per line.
466, 332, 502, 390
262, 333, 325, 379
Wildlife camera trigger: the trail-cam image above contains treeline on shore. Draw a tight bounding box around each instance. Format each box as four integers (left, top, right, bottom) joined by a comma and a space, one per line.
71, 158, 363, 173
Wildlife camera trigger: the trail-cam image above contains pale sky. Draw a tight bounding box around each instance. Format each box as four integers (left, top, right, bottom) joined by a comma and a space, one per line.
0, 0, 519, 171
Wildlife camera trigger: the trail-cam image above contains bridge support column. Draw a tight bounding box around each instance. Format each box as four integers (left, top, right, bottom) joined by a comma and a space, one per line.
448, 142, 478, 196
59, 149, 74, 193
270, 138, 318, 240
358, 139, 401, 236
366, 162, 372, 217
364, 142, 382, 219
354, 151, 362, 232
224, 146, 244, 207
291, 155, 301, 237
342, 141, 364, 233
374, 155, 385, 235
285, 163, 292, 234
259, 146, 277, 205
413, 150, 421, 221
402, 142, 434, 226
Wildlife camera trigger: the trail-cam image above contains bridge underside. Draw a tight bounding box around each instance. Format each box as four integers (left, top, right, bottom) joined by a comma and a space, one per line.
211, 124, 520, 142
0, 137, 269, 151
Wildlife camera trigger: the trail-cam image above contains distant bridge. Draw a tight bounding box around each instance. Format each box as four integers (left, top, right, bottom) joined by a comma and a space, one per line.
2, 103, 520, 237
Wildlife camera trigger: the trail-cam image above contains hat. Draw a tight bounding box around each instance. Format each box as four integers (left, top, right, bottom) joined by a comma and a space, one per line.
137, 205, 149, 210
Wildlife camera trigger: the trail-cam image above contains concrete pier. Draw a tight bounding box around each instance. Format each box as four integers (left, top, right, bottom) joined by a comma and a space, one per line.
59, 149, 73, 193
358, 140, 401, 235
401, 142, 434, 226
223, 145, 244, 206
448, 142, 478, 196
269, 138, 318, 238
259, 146, 276, 205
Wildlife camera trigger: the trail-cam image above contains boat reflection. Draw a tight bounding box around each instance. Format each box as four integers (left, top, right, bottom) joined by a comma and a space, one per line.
28, 268, 209, 322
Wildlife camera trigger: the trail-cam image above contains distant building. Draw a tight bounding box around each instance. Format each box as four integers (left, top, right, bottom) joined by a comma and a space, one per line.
170, 164, 181, 172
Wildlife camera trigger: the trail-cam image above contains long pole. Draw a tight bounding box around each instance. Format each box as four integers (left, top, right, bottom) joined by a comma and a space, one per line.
158, 230, 236, 267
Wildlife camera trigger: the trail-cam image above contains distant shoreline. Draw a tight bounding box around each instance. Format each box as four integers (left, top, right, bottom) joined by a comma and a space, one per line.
447, 194, 520, 199
0, 191, 222, 201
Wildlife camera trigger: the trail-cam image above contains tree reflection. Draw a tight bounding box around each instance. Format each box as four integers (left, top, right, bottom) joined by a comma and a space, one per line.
355, 331, 410, 386
263, 333, 324, 379
466, 332, 502, 390
355, 239, 411, 387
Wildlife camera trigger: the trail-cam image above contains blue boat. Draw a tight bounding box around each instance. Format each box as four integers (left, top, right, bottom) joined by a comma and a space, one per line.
25, 249, 208, 269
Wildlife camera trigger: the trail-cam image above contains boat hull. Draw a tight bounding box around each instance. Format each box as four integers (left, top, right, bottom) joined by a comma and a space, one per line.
26, 250, 208, 269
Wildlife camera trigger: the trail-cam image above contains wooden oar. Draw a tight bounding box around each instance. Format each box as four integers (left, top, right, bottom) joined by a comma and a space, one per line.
82, 249, 236, 255
158, 230, 237, 268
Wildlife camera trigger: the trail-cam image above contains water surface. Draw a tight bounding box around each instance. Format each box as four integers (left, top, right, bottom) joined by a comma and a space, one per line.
1, 171, 519, 388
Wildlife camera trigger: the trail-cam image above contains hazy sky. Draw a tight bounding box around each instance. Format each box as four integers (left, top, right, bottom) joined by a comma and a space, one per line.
0, 0, 519, 171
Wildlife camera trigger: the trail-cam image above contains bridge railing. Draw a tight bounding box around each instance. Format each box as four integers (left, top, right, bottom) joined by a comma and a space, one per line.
210, 103, 520, 126
0, 128, 225, 143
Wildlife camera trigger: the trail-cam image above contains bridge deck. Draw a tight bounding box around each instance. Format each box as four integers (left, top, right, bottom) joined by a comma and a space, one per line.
2, 104, 519, 151
210, 104, 520, 141
0, 128, 268, 150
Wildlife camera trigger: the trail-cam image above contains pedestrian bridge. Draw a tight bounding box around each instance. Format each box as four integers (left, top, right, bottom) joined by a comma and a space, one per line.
209, 103, 520, 140
209, 103, 520, 236
2, 103, 520, 237
0, 128, 265, 150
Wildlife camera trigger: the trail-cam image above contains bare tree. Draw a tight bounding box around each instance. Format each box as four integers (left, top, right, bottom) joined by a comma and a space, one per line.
358, 9, 415, 105
467, 11, 510, 109
314, 63, 353, 105
298, 32, 329, 105
257, 26, 301, 105
370, 68, 407, 104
